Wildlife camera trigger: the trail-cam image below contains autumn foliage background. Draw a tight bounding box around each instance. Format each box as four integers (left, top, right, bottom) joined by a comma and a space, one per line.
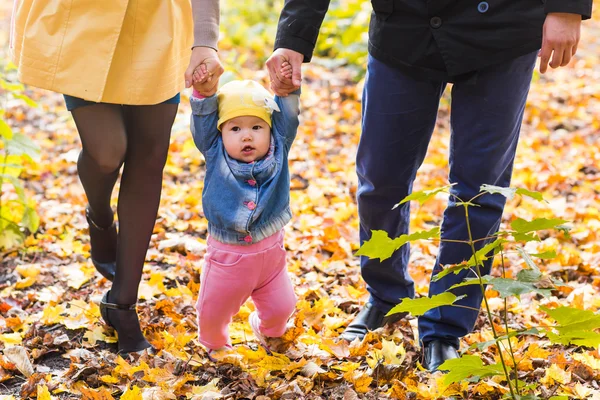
1, 1, 600, 399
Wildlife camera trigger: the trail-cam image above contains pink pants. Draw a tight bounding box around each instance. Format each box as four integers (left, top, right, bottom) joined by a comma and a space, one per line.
195, 230, 297, 349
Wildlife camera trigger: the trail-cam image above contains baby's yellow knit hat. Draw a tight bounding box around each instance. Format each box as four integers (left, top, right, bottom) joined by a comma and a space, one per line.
217, 80, 279, 130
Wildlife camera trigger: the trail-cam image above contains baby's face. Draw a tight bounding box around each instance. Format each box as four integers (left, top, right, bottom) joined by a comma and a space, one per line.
221, 116, 271, 163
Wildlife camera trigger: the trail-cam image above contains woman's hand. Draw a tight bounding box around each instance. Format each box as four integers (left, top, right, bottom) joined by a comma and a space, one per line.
185, 46, 224, 96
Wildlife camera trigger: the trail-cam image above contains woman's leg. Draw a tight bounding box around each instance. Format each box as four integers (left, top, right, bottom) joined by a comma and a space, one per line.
72, 104, 127, 265
109, 103, 178, 305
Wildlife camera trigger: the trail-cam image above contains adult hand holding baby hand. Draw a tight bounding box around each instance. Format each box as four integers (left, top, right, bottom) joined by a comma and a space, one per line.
185, 46, 224, 96
266, 48, 303, 96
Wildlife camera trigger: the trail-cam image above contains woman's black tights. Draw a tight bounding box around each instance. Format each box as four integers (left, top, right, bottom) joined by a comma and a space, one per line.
72, 103, 178, 307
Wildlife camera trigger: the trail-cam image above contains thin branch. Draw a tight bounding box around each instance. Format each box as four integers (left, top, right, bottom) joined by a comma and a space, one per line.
464, 204, 516, 399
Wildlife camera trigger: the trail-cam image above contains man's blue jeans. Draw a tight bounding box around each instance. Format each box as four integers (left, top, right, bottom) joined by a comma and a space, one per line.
357, 52, 537, 347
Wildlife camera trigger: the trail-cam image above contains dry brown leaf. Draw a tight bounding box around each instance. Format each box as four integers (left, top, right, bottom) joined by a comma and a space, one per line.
3, 346, 34, 377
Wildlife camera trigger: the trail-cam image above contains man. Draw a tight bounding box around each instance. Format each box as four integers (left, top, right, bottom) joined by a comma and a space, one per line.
266, 0, 592, 371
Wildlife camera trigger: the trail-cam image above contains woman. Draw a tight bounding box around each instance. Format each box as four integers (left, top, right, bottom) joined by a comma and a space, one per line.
10, 0, 224, 354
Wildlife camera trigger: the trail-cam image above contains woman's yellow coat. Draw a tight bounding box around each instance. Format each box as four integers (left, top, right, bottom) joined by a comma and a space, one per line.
10, 0, 194, 105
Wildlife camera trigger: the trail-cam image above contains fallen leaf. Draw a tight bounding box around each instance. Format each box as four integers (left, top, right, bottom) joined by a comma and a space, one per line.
3, 346, 34, 377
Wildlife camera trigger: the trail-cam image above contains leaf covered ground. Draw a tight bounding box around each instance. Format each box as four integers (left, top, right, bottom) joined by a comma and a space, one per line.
1, 3, 600, 400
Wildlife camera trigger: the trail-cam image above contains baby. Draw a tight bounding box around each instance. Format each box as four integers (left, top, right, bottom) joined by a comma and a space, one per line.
190, 63, 300, 357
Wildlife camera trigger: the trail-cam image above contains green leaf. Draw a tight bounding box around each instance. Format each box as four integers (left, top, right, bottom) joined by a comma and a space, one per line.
530, 250, 557, 259
439, 355, 504, 386
356, 227, 440, 262
515, 247, 541, 272
0, 223, 24, 250
22, 206, 39, 233
393, 184, 454, 208
397, 227, 440, 247
556, 224, 572, 239
13, 93, 38, 108
541, 306, 600, 334
489, 277, 552, 300
480, 184, 516, 200
466, 238, 505, 268
433, 239, 504, 282
0, 119, 13, 140
545, 330, 600, 348
516, 268, 543, 283
0, 174, 27, 203
0, 160, 24, 178
511, 217, 568, 234
5, 132, 41, 161
355, 230, 399, 261
515, 188, 545, 202
386, 292, 466, 317
432, 262, 472, 282
513, 232, 541, 243
548, 397, 569, 400
448, 276, 489, 291
479, 185, 545, 202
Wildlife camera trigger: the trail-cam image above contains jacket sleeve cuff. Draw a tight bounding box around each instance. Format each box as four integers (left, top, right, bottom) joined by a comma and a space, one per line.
545, 0, 593, 20
274, 35, 315, 63
193, 23, 219, 50
190, 94, 218, 115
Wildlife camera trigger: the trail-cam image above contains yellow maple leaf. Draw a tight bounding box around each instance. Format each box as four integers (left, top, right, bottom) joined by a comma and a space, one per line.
141, 388, 176, 400
99, 375, 120, 384
114, 357, 148, 379
79, 385, 115, 400
190, 378, 220, 398
15, 264, 41, 279
572, 381, 594, 399
37, 385, 53, 400
381, 339, 406, 365
15, 277, 36, 290
352, 371, 373, 393
84, 325, 113, 346
61, 264, 92, 290
472, 381, 497, 396
572, 352, 600, 371
540, 363, 571, 386
257, 353, 291, 372
0, 332, 23, 345
121, 385, 142, 400
41, 304, 65, 325
165, 280, 194, 298
281, 358, 308, 379
148, 272, 168, 293
321, 338, 350, 359
142, 367, 173, 384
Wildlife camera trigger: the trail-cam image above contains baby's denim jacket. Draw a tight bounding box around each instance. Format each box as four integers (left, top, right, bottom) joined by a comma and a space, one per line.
190, 89, 300, 245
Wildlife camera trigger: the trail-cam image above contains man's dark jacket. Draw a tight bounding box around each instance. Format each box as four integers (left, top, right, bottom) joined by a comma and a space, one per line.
274, 0, 593, 81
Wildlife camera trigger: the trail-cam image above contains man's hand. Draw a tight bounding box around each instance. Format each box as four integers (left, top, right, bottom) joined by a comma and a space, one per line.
266, 48, 304, 96
539, 13, 582, 74
185, 47, 224, 96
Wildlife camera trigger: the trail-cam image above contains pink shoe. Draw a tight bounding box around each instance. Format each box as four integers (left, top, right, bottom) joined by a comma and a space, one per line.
249, 311, 272, 354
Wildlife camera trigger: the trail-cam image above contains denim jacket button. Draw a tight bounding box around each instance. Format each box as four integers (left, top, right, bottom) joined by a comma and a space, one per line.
247, 179, 257, 186
247, 201, 257, 210
244, 235, 253, 243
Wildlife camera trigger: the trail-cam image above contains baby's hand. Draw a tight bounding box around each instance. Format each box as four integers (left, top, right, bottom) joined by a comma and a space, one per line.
192, 58, 223, 96
281, 61, 293, 81
192, 63, 209, 86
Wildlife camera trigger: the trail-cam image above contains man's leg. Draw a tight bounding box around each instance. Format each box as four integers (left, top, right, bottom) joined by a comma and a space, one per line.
418, 52, 537, 369
341, 55, 444, 341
